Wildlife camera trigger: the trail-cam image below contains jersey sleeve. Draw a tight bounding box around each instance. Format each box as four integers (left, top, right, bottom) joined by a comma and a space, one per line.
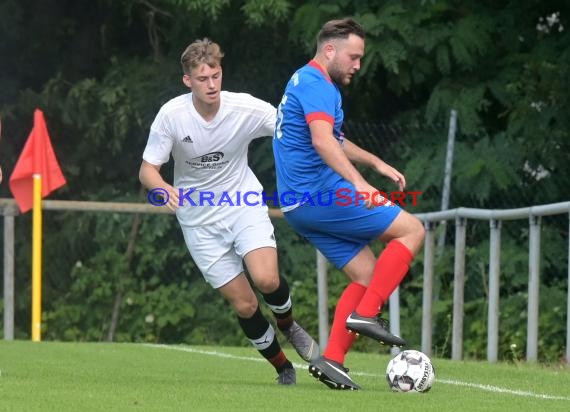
245, 94, 277, 140
297, 80, 336, 126
142, 110, 174, 166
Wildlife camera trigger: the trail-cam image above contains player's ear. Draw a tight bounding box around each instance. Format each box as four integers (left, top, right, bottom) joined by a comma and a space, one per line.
323, 42, 336, 61
182, 74, 192, 89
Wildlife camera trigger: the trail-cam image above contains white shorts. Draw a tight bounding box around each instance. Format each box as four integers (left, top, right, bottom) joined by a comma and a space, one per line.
179, 206, 277, 289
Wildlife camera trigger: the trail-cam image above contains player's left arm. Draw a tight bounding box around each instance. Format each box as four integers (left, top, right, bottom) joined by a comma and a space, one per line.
342, 137, 406, 191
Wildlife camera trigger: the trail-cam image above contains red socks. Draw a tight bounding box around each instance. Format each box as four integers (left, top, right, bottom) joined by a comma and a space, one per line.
356, 240, 413, 317
323, 282, 366, 364
323, 241, 414, 365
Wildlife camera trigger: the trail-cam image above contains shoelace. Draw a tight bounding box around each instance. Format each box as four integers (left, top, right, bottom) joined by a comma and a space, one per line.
376, 316, 390, 329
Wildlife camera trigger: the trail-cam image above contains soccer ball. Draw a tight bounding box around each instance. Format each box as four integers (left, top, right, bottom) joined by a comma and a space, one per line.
385, 350, 435, 393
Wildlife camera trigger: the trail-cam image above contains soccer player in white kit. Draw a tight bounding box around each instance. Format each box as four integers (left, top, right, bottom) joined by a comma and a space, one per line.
139, 38, 318, 384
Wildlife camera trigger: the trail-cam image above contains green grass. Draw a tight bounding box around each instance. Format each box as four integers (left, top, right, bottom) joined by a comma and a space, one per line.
0, 341, 569, 412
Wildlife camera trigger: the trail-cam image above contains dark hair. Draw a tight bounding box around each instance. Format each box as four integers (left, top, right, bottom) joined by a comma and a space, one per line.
180, 38, 224, 75
316, 18, 365, 48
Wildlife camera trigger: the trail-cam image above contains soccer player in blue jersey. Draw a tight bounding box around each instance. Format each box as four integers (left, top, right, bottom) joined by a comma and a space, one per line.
273, 18, 425, 390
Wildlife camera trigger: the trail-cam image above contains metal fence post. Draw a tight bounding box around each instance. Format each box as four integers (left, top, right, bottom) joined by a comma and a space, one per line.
3, 213, 15, 340
437, 109, 458, 251
421, 221, 435, 356
452, 217, 467, 360
567, 211, 570, 364
389, 287, 401, 357
488, 219, 501, 362
527, 215, 541, 362
316, 250, 329, 350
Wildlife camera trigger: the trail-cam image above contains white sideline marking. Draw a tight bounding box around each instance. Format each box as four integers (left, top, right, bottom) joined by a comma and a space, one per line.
438, 379, 570, 401
145, 344, 570, 401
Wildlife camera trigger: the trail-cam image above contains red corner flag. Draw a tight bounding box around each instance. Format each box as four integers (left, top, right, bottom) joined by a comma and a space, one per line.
9, 109, 66, 213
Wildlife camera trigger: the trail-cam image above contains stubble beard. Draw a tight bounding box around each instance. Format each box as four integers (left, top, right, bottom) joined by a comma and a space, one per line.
328, 63, 352, 86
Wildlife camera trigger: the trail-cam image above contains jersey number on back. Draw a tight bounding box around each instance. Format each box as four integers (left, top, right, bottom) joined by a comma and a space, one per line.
274, 94, 287, 140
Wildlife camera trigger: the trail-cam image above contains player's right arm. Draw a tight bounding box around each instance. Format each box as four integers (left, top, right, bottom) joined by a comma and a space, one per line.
140, 109, 179, 211
139, 160, 179, 212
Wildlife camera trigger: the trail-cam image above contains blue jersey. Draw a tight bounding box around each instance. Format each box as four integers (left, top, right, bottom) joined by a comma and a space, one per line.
273, 60, 345, 209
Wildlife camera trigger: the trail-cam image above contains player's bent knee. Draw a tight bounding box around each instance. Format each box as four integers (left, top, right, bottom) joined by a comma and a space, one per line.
414, 217, 426, 242
408, 217, 425, 252
393, 213, 425, 254
233, 300, 259, 318
253, 275, 280, 294
398, 212, 424, 236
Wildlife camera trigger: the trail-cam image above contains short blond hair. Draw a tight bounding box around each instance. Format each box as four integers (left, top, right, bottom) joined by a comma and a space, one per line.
180, 38, 224, 75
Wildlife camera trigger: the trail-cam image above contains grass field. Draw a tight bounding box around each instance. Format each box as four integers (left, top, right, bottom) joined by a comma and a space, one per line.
1, 341, 569, 412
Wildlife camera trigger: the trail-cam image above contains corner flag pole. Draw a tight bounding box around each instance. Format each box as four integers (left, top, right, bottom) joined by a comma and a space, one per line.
31, 173, 43, 341
31, 108, 45, 342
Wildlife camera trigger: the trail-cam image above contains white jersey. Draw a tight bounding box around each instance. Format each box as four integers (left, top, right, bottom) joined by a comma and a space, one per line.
143, 91, 276, 227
